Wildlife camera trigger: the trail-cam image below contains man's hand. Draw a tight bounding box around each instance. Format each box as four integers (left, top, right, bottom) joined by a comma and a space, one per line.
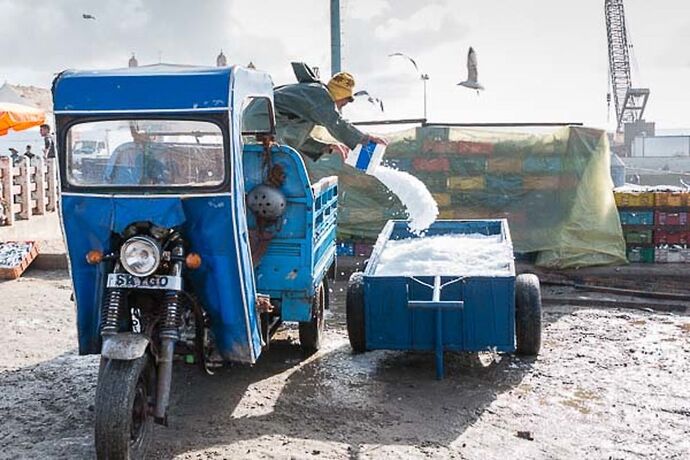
368, 134, 389, 145
329, 143, 350, 161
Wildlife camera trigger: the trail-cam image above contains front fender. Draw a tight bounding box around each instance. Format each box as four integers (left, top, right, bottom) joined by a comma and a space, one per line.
101, 332, 150, 360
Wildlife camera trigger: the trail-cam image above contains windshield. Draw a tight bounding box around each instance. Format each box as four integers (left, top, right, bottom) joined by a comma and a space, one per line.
66, 119, 225, 187
74, 140, 99, 153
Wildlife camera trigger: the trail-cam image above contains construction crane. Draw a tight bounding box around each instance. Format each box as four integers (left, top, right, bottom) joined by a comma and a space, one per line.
604, 0, 650, 133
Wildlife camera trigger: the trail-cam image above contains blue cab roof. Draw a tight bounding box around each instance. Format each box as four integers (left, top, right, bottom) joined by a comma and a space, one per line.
53, 64, 236, 113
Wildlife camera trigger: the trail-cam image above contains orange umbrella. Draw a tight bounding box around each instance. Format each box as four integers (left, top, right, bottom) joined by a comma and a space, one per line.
0, 102, 46, 136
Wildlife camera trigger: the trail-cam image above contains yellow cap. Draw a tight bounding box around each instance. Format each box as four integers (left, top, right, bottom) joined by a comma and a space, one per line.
327, 72, 355, 102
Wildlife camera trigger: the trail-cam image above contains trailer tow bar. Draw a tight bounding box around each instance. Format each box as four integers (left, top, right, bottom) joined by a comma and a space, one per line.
407, 276, 464, 380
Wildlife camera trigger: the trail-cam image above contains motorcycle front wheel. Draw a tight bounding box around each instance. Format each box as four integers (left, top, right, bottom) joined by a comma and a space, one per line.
95, 355, 154, 460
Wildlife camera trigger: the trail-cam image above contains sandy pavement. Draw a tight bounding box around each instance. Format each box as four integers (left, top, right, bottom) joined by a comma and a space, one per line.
0, 270, 689, 459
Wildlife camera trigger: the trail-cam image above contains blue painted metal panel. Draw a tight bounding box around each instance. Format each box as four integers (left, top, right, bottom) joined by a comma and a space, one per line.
362, 219, 516, 353
53, 66, 232, 112
281, 296, 312, 323
242, 144, 337, 323
63, 194, 260, 363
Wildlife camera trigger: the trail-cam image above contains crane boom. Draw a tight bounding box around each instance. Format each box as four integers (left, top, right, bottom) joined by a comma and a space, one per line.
604, 0, 649, 132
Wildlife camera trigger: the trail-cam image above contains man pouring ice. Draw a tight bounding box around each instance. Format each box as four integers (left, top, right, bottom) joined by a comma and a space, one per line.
244, 64, 387, 162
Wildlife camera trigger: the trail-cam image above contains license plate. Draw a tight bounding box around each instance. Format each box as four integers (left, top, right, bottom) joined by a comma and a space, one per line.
106, 273, 182, 291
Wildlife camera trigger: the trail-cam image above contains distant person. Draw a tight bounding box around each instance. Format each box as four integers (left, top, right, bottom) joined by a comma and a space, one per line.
8, 148, 20, 164
40, 124, 56, 159
24, 145, 35, 161
244, 70, 387, 161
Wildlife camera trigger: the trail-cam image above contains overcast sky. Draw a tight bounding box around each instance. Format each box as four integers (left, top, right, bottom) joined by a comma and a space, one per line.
0, 0, 688, 131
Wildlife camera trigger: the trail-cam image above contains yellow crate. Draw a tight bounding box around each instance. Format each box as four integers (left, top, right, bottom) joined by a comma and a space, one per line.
523, 176, 560, 190
349, 208, 383, 222
432, 193, 451, 207
487, 157, 522, 173
453, 209, 492, 219
614, 191, 655, 207
448, 176, 486, 190
654, 191, 687, 207
438, 209, 455, 219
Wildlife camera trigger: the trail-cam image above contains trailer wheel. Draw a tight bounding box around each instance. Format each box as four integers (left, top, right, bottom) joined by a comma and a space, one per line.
515, 274, 542, 356
346, 272, 366, 353
299, 282, 325, 354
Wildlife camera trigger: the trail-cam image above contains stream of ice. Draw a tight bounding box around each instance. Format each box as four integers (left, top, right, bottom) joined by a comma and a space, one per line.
373, 233, 513, 277
372, 165, 439, 234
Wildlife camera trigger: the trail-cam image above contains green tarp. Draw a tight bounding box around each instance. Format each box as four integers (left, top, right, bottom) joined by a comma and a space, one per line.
305, 125, 626, 269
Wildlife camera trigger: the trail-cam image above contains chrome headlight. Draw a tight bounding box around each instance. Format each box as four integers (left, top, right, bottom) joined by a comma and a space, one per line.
120, 236, 161, 277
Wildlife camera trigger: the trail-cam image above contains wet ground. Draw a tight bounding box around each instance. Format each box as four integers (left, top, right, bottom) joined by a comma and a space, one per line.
1, 270, 689, 459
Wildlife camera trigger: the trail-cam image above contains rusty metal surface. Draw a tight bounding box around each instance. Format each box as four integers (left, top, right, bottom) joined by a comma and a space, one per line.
101, 332, 150, 360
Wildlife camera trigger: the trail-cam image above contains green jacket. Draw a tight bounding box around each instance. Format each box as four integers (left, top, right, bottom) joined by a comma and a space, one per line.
245, 82, 366, 161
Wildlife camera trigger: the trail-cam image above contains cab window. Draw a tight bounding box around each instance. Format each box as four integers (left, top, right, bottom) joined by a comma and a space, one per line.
66, 119, 224, 187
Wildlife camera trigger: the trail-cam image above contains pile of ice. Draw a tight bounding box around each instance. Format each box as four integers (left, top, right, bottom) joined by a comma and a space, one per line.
0, 242, 33, 268
373, 233, 513, 277
373, 165, 438, 234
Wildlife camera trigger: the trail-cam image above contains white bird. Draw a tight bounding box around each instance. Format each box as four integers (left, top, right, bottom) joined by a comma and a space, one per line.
388, 52, 420, 74
354, 90, 384, 112
82, 13, 96, 20
457, 46, 484, 92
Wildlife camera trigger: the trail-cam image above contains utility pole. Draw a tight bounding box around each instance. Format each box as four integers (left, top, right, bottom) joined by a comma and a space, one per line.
330, 0, 341, 75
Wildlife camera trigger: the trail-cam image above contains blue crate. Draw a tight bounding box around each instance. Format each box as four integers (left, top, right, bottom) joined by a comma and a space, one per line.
619, 211, 654, 226
336, 242, 355, 257
486, 174, 523, 192
522, 156, 562, 173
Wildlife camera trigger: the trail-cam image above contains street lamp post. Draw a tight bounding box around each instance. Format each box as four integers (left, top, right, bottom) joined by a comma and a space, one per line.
421, 73, 429, 121
388, 53, 430, 120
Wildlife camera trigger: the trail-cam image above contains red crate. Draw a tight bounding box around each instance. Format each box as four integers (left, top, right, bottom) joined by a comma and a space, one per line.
653, 229, 689, 245
655, 211, 688, 226
421, 139, 436, 153
0, 241, 39, 280
354, 242, 374, 257
455, 141, 493, 155
412, 157, 450, 172
433, 141, 457, 154
421, 139, 455, 154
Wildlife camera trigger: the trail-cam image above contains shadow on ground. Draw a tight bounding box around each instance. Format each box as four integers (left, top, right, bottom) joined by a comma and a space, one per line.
150, 333, 536, 458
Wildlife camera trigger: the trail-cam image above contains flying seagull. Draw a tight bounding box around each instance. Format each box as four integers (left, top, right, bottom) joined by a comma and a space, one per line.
457, 47, 484, 91
388, 52, 420, 74
82, 13, 96, 20
354, 90, 384, 112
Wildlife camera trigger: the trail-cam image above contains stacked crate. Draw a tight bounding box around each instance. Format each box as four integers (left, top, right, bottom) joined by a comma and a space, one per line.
615, 188, 690, 263
383, 129, 574, 247
336, 241, 375, 258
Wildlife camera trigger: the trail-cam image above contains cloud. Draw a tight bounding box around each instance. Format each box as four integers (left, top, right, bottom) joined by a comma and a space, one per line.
0, 0, 325, 86
374, 3, 448, 41
0, 0, 687, 128
345, 0, 390, 20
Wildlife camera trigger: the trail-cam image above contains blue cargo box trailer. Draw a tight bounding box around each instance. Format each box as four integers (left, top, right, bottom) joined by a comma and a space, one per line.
346, 219, 542, 379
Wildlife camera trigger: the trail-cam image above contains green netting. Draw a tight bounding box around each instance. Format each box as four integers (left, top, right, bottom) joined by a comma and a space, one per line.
304, 125, 626, 269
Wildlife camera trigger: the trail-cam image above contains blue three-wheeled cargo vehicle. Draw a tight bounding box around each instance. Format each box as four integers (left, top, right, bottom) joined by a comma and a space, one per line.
53, 65, 337, 458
